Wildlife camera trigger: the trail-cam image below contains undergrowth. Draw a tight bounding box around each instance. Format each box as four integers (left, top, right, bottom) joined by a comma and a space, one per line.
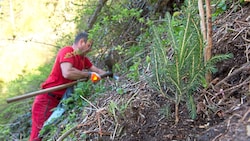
40, 80, 111, 140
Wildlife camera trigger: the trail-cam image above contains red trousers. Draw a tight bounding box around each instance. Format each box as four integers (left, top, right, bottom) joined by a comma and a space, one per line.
29, 94, 60, 141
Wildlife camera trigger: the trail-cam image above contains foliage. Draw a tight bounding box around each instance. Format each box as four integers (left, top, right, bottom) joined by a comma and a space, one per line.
40, 80, 107, 140
159, 104, 171, 119
86, 1, 144, 65
0, 101, 31, 140
61, 80, 108, 110
212, 0, 246, 20
108, 100, 119, 121
88, 3, 142, 44
0, 62, 53, 140
147, 0, 232, 123
0, 125, 10, 141
0, 62, 54, 138
107, 97, 132, 122
127, 59, 141, 81
4, 64, 52, 97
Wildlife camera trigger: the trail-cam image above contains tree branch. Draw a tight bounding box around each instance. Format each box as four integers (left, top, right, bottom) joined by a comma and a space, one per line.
87, 0, 108, 31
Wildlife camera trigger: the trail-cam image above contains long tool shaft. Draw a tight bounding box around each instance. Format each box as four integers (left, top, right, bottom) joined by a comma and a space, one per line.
6, 72, 113, 103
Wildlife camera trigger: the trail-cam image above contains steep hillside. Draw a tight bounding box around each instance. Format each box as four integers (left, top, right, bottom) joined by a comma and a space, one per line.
5, 2, 250, 141
40, 3, 250, 141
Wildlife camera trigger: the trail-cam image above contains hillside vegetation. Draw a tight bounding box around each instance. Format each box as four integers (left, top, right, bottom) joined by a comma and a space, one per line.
0, 0, 250, 140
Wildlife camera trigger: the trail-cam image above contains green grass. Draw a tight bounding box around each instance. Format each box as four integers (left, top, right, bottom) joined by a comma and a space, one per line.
0, 99, 32, 124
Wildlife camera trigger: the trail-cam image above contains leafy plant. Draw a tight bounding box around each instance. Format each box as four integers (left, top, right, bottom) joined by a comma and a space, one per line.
212, 0, 227, 20
212, 0, 246, 20
108, 101, 119, 121
116, 87, 125, 95
160, 104, 171, 119
127, 59, 141, 81
148, 0, 232, 124
0, 125, 11, 140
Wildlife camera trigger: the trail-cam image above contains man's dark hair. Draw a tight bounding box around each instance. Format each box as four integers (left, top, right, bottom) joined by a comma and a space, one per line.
74, 32, 88, 44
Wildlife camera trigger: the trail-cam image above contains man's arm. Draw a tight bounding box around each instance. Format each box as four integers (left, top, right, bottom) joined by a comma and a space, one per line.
89, 65, 106, 75
60, 62, 89, 80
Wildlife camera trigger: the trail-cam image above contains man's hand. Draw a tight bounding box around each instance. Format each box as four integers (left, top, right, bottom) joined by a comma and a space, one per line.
88, 72, 101, 83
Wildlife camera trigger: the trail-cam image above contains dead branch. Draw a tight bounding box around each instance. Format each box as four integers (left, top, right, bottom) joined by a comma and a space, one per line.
213, 76, 250, 106
83, 130, 111, 135
57, 113, 90, 141
241, 108, 250, 122
232, 27, 246, 40
215, 62, 250, 87
242, 34, 250, 42
56, 125, 78, 141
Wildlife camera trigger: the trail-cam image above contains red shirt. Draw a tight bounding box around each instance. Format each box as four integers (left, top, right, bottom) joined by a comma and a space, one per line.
41, 46, 92, 97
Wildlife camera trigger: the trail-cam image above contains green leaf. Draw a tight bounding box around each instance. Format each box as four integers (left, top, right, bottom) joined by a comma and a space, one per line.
116, 88, 124, 95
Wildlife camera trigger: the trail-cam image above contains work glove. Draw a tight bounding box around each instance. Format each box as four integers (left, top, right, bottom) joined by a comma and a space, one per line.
88, 72, 101, 83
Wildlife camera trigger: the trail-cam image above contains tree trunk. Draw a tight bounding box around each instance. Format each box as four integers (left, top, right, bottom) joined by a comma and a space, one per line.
87, 0, 108, 31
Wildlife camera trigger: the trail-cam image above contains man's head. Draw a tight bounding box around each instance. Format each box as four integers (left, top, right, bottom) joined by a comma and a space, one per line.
74, 32, 92, 55
74, 32, 88, 44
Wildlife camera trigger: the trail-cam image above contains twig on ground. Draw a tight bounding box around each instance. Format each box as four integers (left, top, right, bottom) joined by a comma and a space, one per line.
242, 34, 250, 42
232, 27, 246, 40
96, 108, 106, 136
83, 130, 111, 135
80, 95, 98, 110
215, 62, 250, 87
215, 76, 250, 98
56, 125, 78, 141
241, 108, 250, 122
212, 133, 223, 141
56, 112, 89, 141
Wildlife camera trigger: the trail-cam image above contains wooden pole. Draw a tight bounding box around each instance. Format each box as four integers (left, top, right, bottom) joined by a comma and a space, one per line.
6, 80, 80, 103
6, 72, 113, 103
198, 0, 206, 40
205, 0, 213, 82
198, 0, 213, 83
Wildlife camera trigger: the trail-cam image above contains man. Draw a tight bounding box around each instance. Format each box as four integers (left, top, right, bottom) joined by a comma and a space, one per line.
29, 31, 106, 141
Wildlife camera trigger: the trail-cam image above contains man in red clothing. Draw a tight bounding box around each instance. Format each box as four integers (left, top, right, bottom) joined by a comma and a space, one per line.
29, 32, 106, 141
